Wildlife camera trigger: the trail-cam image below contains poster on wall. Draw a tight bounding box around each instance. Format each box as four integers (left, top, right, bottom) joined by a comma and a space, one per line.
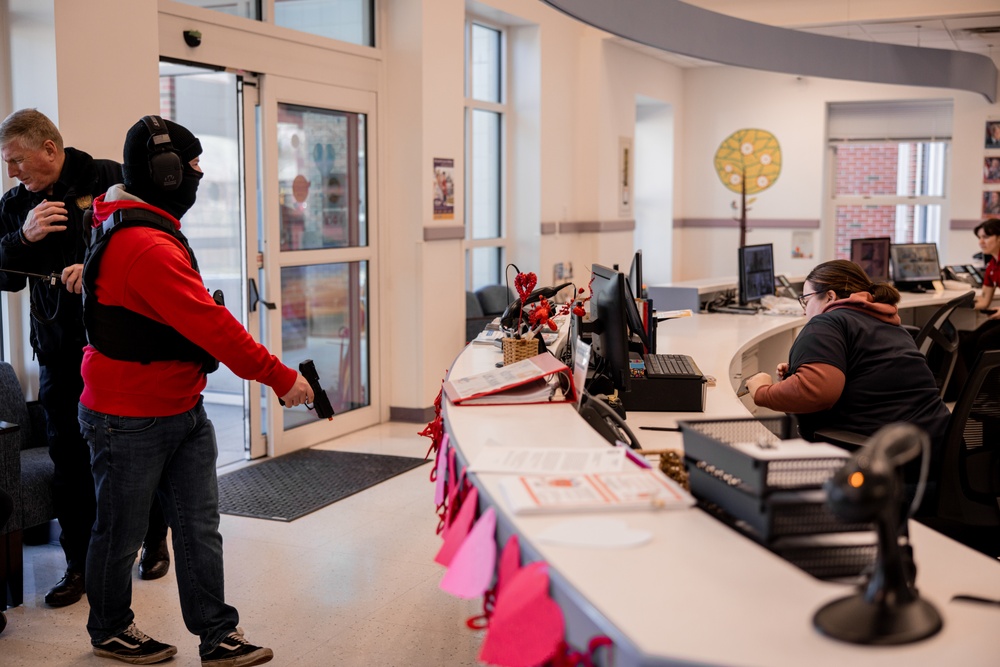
433, 158, 455, 220
984, 190, 1000, 218
791, 231, 814, 259
984, 158, 1000, 184
986, 121, 1000, 148
619, 137, 633, 217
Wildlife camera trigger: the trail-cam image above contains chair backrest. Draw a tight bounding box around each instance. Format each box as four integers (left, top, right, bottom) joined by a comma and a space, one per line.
911, 290, 975, 397
0, 362, 30, 451
466, 291, 484, 319
934, 349, 1000, 526
475, 284, 515, 316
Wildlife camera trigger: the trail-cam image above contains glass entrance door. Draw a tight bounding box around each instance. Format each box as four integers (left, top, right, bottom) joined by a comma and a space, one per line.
159, 62, 257, 466
260, 78, 380, 456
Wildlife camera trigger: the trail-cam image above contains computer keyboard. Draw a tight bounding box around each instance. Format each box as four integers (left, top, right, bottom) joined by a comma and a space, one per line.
643, 353, 703, 379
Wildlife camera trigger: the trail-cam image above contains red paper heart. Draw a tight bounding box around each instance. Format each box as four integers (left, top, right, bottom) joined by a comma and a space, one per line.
435, 485, 478, 566
496, 534, 521, 595
479, 562, 564, 667
440, 507, 497, 599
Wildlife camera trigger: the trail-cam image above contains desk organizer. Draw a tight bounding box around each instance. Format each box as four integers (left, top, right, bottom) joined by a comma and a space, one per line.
679, 417, 876, 580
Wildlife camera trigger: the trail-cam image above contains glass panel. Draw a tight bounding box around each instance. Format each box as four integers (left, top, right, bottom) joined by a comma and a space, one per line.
469, 247, 502, 291
172, 0, 260, 19
470, 24, 501, 103
834, 142, 948, 196
159, 63, 248, 467
277, 104, 367, 251
274, 0, 374, 47
280, 262, 369, 430
833, 204, 942, 258
470, 110, 501, 239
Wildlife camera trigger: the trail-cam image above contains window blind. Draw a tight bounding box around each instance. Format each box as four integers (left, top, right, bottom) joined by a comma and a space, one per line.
828, 99, 953, 142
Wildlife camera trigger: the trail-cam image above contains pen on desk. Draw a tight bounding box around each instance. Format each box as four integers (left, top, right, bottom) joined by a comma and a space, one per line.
952, 594, 1000, 606
638, 426, 682, 432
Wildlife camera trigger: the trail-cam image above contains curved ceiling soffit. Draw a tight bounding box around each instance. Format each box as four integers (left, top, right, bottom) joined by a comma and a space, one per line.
541, 0, 998, 102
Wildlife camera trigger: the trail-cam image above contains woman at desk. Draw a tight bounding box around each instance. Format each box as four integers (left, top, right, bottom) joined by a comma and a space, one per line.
959, 219, 1000, 374
744, 259, 950, 472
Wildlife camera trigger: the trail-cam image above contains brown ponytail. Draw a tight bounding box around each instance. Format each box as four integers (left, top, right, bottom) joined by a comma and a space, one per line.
806, 259, 900, 306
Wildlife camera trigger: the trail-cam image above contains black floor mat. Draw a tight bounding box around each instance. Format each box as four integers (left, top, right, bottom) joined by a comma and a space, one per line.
218, 449, 428, 521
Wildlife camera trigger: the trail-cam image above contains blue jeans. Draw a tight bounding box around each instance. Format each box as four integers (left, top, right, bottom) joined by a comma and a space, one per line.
79, 399, 239, 655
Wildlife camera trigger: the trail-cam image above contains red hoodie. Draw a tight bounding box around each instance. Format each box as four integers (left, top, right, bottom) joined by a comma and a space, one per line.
80, 191, 296, 417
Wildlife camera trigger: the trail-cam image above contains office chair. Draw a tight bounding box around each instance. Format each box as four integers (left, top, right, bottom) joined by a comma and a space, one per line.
919, 350, 1000, 556
910, 290, 975, 398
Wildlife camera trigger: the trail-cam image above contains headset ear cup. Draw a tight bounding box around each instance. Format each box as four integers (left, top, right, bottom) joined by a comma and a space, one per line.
149, 150, 183, 191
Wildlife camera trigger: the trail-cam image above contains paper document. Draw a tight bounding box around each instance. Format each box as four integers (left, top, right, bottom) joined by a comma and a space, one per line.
470, 447, 626, 474
499, 469, 695, 515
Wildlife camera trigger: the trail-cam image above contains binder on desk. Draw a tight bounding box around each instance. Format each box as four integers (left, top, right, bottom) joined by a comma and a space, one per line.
442, 352, 577, 406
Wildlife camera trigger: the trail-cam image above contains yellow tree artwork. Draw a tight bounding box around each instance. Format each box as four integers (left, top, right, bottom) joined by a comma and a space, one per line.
714, 128, 782, 247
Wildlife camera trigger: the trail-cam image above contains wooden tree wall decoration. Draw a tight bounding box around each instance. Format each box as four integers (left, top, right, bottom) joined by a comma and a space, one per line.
713, 129, 782, 248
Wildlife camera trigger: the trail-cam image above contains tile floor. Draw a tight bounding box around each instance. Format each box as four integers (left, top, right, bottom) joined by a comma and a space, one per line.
1, 422, 484, 666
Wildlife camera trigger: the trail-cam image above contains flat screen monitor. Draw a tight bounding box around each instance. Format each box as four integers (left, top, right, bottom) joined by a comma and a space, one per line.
628, 250, 643, 299
890, 243, 941, 291
850, 237, 891, 283
590, 264, 650, 392
738, 244, 775, 306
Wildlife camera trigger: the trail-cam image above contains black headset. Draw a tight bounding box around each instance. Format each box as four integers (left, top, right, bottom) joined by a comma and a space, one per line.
141, 115, 183, 191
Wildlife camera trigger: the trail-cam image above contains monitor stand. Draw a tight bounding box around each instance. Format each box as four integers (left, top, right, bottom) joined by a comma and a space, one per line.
895, 282, 932, 293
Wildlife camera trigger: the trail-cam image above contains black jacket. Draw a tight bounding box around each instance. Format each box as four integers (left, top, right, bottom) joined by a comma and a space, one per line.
0, 147, 121, 363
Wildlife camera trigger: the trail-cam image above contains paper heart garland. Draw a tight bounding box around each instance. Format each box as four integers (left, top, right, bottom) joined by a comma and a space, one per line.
440, 507, 497, 598
435, 485, 478, 566
434, 433, 451, 507
495, 534, 521, 595
479, 562, 564, 667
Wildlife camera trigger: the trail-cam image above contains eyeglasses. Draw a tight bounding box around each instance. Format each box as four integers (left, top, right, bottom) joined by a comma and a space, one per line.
797, 291, 822, 309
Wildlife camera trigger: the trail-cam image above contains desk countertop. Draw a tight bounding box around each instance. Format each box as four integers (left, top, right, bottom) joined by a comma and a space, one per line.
443, 288, 1000, 667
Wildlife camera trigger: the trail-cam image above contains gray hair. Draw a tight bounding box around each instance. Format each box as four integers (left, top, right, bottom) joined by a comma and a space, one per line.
0, 108, 64, 152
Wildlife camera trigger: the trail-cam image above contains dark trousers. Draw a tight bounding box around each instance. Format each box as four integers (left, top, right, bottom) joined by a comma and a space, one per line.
38, 353, 167, 574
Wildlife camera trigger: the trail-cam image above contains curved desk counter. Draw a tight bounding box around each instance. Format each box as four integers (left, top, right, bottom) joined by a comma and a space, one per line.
442, 289, 1000, 667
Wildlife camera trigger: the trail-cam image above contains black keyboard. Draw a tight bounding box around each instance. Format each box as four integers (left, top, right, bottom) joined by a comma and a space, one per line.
643, 353, 703, 379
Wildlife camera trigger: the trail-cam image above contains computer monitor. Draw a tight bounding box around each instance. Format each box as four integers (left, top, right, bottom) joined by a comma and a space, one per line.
738, 244, 775, 306
850, 237, 891, 283
590, 264, 651, 392
890, 243, 941, 292
628, 250, 643, 299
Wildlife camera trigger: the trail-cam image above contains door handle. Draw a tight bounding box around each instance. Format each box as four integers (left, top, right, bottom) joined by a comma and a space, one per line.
248, 278, 276, 312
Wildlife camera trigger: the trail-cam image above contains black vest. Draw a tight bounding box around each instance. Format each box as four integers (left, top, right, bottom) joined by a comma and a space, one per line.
82, 207, 218, 373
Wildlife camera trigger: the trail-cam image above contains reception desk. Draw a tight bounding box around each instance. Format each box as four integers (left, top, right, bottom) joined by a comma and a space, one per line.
442, 288, 1000, 667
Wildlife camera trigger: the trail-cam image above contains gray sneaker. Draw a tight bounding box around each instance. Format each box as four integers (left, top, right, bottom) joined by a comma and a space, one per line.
201, 628, 273, 667
92, 623, 177, 664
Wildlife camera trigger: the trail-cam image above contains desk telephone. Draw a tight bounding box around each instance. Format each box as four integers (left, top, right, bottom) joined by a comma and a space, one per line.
943, 264, 984, 288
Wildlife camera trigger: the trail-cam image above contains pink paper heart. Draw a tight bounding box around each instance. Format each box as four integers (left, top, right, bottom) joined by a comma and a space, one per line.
440, 462, 466, 540
496, 534, 521, 596
434, 433, 451, 506
479, 562, 565, 667
435, 485, 478, 566
440, 507, 497, 599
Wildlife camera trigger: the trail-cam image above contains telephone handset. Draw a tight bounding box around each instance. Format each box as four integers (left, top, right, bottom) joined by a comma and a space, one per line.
943, 264, 984, 288
578, 391, 642, 450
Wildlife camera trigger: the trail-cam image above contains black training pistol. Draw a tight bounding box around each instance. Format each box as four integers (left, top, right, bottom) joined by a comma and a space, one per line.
279, 358, 335, 421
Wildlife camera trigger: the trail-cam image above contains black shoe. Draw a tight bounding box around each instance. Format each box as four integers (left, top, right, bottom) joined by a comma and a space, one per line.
44, 569, 85, 607
138, 539, 170, 580
92, 623, 177, 664
201, 629, 273, 667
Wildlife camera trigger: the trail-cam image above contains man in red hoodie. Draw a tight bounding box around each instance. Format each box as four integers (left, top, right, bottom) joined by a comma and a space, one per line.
79, 116, 310, 666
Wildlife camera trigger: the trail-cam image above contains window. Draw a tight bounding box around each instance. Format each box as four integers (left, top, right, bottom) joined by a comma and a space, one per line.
465, 21, 506, 290
171, 0, 375, 47
828, 100, 951, 259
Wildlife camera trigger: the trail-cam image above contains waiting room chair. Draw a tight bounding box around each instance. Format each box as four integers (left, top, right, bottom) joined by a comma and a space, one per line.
465, 291, 489, 342
910, 290, 975, 398
0, 361, 55, 608
465, 285, 516, 342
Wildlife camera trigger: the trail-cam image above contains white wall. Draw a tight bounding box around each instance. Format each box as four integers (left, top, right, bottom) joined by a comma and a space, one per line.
677, 62, 1000, 280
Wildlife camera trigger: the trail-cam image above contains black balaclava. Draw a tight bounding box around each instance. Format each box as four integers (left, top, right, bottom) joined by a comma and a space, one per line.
122, 117, 203, 220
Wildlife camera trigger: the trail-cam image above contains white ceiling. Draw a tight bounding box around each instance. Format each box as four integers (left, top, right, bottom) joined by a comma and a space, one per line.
610, 4, 1000, 68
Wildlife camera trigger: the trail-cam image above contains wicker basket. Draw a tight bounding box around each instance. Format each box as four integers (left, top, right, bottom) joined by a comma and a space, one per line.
501, 337, 539, 366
